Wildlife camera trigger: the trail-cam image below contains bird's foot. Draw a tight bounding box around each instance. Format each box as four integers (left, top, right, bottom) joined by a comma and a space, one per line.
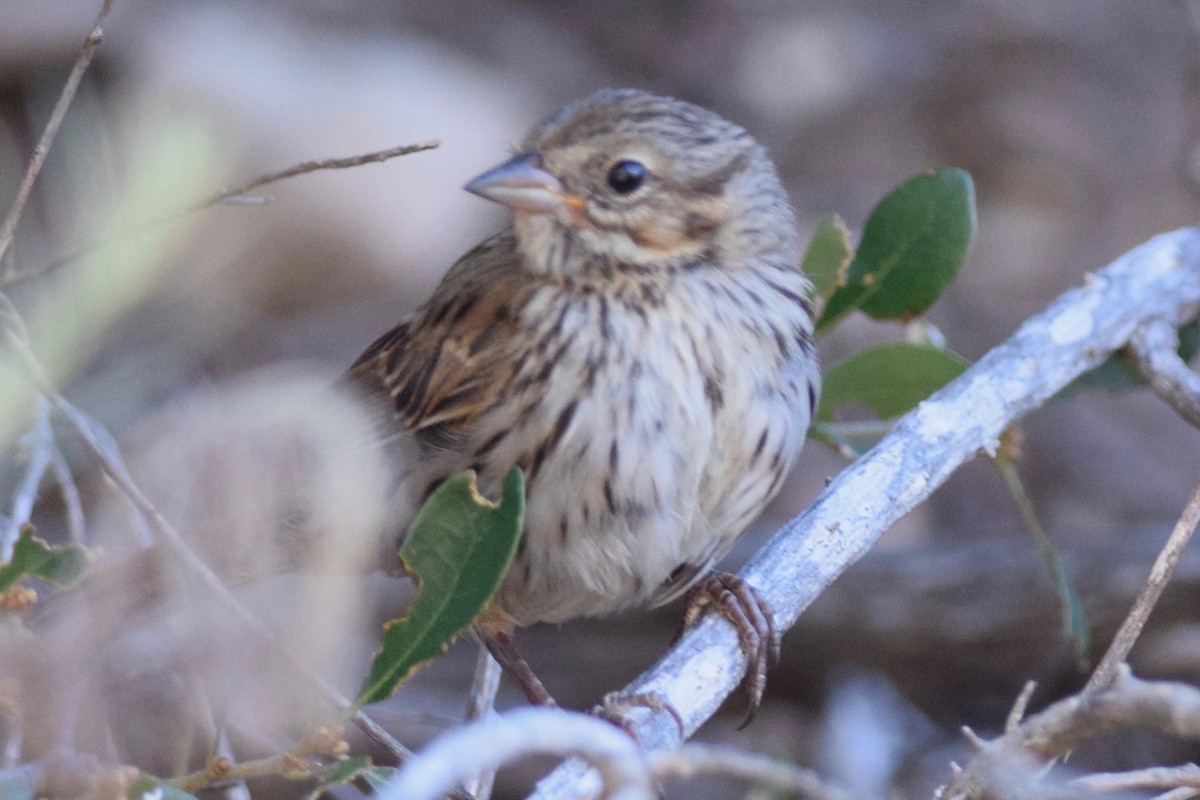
592, 691, 683, 742
680, 571, 779, 728
484, 630, 557, 706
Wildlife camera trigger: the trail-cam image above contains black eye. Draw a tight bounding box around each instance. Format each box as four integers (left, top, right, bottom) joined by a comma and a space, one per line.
606, 160, 646, 195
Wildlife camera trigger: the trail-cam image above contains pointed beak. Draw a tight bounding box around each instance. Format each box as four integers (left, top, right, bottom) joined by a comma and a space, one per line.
464, 153, 576, 214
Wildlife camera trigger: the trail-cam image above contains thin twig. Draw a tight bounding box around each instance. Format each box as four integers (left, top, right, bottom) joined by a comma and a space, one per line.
170, 725, 349, 793
463, 642, 502, 800
1006, 681, 1039, 734
4, 140, 441, 287
1127, 318, 1200, 428
204, 140, 440, 206
48, 443, 86, 545
2, 398, 55, 560
0, 0, 115, 273
1086, 477, 1200, 692
996, 455, 1090, 667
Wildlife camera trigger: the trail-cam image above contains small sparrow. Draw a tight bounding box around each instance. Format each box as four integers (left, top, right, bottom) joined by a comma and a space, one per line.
348, 88, 819, 721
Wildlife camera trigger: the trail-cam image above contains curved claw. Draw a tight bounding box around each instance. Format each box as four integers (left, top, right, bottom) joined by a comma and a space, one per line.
593, 691, 684, 743
681, 571, 780, 728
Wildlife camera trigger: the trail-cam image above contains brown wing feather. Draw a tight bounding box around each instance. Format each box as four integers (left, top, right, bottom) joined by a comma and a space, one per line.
346, 231, 528, 453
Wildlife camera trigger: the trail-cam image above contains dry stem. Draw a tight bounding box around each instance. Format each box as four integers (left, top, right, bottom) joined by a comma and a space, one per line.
1086, 477, 1200, 692
0, 0, 116, 272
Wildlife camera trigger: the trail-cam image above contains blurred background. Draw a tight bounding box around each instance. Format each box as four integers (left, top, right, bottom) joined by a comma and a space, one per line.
2, 1, 1200, 797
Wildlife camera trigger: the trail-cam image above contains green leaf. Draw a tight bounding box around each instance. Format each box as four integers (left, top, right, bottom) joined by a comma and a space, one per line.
816, 342, 968, 422
126, 776, 198, 800
802, 213, 853, 302
355, 467, 525, 706
816, 169, 976, 333
0, 525, 90, 594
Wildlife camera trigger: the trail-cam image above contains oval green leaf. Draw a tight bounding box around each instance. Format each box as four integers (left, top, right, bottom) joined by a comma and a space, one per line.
802, 213, 853, 303
816, 342, 969, 422
817, 169, 976, 333
355, 467, 524, 706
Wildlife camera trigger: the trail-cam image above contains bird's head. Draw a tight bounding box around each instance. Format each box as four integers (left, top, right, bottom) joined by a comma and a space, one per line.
465, 88, 797, 279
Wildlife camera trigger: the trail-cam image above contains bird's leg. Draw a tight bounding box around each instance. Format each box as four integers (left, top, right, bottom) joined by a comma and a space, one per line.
680, 571, 780, 728
484, 629, 557, 706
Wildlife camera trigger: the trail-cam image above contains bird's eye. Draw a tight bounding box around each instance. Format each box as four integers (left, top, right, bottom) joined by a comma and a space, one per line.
606, 160, 646, 195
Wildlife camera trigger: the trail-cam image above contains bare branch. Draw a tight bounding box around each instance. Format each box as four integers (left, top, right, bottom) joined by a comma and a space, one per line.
204, 140, 440, 206
1128, 317, 1200, 428
5, 140, 441, 287
1007, 681, 1039, 735
532, 228, 1200, 798
1086, 477, 1200, 692
939, 667, 1200, 799
0, 0, 116, 272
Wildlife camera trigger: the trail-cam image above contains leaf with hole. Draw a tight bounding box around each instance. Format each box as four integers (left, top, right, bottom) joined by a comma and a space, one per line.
816, 342, 969, 422
356, 467, 524, 706
803, 213, 853, 303
817, 169, 976, 333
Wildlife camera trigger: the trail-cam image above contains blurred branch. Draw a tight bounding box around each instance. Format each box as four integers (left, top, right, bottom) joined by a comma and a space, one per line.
463, 643, 503, 800
5, 139, 441, 287
1033, 764, 1200, 799
939, 666, 1200, 799
1127, 317, 1200, 428
382, 707, 854, 800
0, 0, 115, 274
532, 228, 1200, 799
0, 290, 417, 769
377, 708, 653, 800
171, 725, 349, 793
650, 744, 851, 800
1086, 477, 1200, 692
2, 399, 55, 560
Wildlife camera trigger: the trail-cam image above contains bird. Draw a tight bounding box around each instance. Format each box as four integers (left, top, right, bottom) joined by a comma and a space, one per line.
346, 88, 820, 724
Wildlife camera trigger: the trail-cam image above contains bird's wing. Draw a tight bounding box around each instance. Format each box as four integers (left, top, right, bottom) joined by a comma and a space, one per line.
346, 232, 527, 453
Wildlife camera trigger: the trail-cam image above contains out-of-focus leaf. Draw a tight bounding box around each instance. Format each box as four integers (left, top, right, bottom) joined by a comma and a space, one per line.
817, 169, 976, 333
0, 525, 89, 594
356, 467, 525, 706
816, 342, 968, 422
802, 213, 853, 303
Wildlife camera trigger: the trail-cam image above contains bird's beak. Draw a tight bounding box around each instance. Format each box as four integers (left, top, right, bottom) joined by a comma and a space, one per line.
464, 153, 581, 215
